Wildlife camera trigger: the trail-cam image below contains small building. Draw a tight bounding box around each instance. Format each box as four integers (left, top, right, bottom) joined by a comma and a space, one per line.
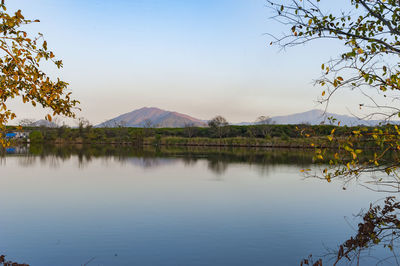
5, 131, 30, 140
5, 133, 16, 139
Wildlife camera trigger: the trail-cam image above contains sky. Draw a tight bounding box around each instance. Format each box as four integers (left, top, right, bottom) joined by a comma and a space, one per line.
6, 0, 364, 125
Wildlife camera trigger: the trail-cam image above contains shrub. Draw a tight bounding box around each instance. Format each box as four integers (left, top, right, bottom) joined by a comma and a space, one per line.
30, 131, 43, 143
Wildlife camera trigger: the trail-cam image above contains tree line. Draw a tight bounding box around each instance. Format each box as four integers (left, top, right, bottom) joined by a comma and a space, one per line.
16, 121, 385, 146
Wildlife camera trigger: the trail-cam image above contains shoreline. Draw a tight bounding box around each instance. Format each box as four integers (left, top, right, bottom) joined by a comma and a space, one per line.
15, 137, 335, 149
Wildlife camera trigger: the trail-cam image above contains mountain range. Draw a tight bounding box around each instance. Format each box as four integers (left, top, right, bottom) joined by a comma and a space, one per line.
28, 119, 58, 128
97, 107, 206, 128
96, 107, 385, 128
268, 109, 382, 126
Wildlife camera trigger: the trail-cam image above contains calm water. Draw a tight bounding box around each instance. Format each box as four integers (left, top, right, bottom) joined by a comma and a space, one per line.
0, 145, 394, 265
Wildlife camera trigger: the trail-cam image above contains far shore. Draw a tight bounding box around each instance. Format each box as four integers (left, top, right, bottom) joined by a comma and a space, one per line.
4, 123, 391, 150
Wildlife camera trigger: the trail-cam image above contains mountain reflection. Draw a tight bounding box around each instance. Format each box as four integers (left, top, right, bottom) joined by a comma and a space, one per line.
2, 144, 315, 175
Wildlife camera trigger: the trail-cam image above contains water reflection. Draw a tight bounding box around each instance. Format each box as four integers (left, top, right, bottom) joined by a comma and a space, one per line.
335, 196, 400, 265
2, 144, 316, 176
1, 144, 397, 265
207, 160, 229, 176
302, 197, 400, 266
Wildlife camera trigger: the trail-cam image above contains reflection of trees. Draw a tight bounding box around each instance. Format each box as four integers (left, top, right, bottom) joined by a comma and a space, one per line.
125, 158, 178, 169
254, 164, 279, 177
0, 254, 28, 266
302, 197, 400, 266
207, 159, 229, 175
299, 150, 400, 264
18, 155, 63, 169
4, 144, 317, 174
334, 197, 400, 265
18, 155, 37, 167
9, 144, 400, 264
181, 156, 198, 167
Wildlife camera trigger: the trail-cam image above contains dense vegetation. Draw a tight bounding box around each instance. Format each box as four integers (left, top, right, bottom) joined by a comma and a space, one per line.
4, 123, 394, 149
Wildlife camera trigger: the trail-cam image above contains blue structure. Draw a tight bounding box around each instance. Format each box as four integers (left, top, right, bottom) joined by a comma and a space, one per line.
5, 147, 16, 154
5, 133, 16, 139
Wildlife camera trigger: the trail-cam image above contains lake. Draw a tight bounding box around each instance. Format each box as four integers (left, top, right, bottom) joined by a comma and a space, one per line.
0, 145, 394, 265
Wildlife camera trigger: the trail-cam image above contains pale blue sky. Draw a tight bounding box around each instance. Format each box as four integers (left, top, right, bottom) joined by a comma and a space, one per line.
7, 0, 361, 124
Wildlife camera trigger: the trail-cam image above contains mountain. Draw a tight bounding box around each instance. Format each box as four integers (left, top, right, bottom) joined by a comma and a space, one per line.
98, 107, 388, 128
234, 109, 387, 126
97, 107, 207, 128
31, 119, 58, 128
269, 109, 382, 126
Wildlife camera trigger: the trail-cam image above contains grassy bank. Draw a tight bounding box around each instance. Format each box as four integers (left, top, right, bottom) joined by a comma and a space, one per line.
3, 123, 389, 149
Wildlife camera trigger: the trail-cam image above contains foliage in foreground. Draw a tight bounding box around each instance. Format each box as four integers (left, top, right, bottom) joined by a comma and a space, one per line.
0, 3, 78, 146
0, 255, 28, 266
269, 0, 400, 189
302, 197, 400, 266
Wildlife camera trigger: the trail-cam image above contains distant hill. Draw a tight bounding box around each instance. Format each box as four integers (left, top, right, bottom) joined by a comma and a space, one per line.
234, 109, 387, 126
97, 107, 207, 128
97, 107, 390, 128
31, 119, 58, 128
269, 109, 382, 126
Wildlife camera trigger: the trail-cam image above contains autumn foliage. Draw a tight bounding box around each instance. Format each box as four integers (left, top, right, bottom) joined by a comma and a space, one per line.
0, 3, 78, 146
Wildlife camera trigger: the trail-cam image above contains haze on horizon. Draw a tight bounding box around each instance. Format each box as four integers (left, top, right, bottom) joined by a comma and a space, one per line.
6, 0, 369, 125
